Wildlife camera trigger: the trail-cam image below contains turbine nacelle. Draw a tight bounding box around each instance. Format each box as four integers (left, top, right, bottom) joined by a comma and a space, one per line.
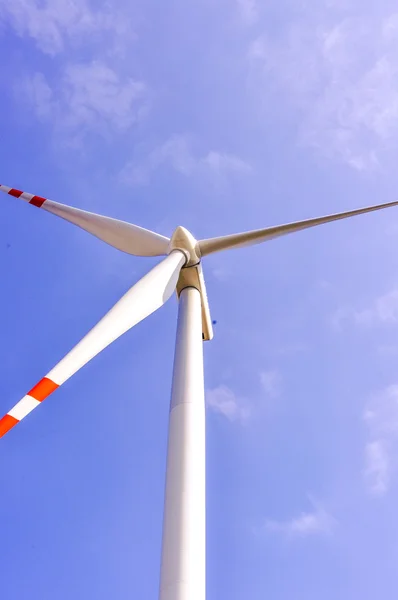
168, 226, 201, 267
168, 227, 213, 341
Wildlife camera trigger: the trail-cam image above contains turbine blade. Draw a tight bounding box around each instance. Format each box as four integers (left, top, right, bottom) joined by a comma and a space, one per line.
0, 250, 186, 438
198, 200, 398, 256
0, 184, 169, 257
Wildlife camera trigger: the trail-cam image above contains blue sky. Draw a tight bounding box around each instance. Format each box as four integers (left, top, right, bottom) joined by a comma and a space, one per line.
2, 0, 398, 598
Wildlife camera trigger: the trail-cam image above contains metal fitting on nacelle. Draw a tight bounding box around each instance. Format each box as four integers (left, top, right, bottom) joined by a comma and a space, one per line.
168, 226, 201, 267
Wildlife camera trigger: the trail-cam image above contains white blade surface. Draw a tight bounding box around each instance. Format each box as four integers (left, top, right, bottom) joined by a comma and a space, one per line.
0, 250, 186, 438
0, 184, 170, 256
198, 200, 398, 256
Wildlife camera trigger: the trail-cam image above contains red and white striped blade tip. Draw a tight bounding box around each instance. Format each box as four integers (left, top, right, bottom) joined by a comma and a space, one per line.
0, 184, 46, 207
0, 377, 59, 438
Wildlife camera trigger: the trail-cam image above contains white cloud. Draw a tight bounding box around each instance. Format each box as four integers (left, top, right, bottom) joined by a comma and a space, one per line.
264, 500, 335, 537
20, 63, 147, 141
206, 385, 250, 422
377, 344, 398, 357
151, 136, 196, 176
0, 0, 128, 56
210, 266, 231, 282
206, 372, 281, 423
363, 384, 398, 495
355, 289, 398, 325
364, 441, 389, 496
247, 10, 398, 168
236, 0, 258, 26
333, 287, 398, 329
22, 72, 54, 120
260, 369, 282, 398
202, 151, 252, 174
61, 63, 147, 131
119, 135, 252, 185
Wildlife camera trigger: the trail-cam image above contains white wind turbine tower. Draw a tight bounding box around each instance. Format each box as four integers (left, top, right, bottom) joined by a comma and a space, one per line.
1, 183, 397, 599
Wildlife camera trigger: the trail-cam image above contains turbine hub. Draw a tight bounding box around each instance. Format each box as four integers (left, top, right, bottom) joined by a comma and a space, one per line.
168, 226, 201, 267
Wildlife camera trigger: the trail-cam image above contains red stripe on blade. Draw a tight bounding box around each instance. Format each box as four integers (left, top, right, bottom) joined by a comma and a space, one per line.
8, 188, 23, 198
28, 378, 59, 402
0, 414, 19, 438
30, 196, 46, 208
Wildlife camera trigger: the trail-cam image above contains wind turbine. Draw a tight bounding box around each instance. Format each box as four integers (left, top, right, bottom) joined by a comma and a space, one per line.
1, 182, 397, 600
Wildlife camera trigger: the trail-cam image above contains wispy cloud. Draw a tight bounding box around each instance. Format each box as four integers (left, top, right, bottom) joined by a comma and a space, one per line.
363, 384, 398, 495
0, 0, 128, 56
202, 151, 252, 174
206, 371, 281, 423
260, 369, 282, 399
20, 63, 148, 142
119, 135, 252, 185
247, 10, 398, 168
206, 385, 250, 422
22, 72, 54, 121
264, 499, 335, 538
236, 0, 258, 26
364, 440, 390, 496
354, 288, 398, 326
332, 287, 398, 330
210, 265, 231, 283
